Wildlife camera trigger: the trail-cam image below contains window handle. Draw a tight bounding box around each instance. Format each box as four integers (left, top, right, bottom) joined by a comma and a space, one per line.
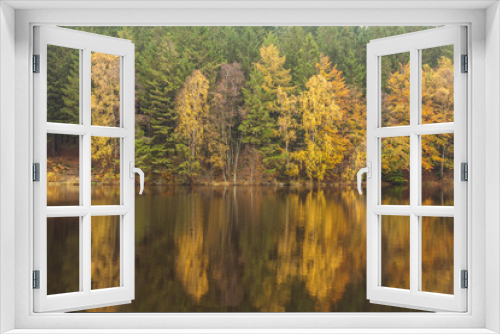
129, 162, 144, 195
357, 162, 372, 195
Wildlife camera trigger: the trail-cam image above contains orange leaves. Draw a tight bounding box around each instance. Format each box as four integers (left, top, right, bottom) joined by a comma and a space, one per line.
382, 61, 410, 127
422, 56, 454, 124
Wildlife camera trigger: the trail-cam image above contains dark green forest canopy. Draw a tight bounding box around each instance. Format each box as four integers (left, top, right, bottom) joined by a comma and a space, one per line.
70, 26, 441, 89
48, 26, 452, 185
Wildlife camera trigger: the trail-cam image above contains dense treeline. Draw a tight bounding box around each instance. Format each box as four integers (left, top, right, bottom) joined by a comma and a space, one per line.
47, 26, 454, 185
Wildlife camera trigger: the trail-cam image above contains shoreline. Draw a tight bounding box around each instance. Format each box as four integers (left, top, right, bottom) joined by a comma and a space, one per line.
48, 180, 454, 188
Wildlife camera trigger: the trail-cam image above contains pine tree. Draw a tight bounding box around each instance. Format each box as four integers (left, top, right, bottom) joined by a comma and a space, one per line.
279, 27, 320, 89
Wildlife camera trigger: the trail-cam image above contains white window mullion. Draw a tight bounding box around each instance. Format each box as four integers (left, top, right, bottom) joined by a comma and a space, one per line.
413, 123, 454, 135
82, 48, 91, 209
46, 123, 87, 135
409, 47, 420, 295
46, 123, 130, 138
82, 47, 92, 296
372, 123, 454, 138
90, 126, 130, 138
373, 205, 454, 217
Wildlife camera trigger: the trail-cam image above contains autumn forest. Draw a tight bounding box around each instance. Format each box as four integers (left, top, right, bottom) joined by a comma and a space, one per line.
44, 26, 457, 312
47, 26, 454, 185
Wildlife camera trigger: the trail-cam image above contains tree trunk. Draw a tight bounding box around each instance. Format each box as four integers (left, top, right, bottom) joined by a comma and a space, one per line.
441, 146, 445, 179
233, 140, 240, 185
251, 152, 255, 184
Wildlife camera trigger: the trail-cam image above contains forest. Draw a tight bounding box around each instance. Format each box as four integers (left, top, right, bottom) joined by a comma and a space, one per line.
46, 26, 454, 185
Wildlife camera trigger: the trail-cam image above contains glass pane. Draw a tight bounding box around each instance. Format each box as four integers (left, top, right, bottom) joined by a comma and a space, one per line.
91, 52, 121, 127
91, 137, 120, 205
47, 134, 80, 206
47, 45, 80, 124
422, 134, 454, 206
421, 45, 454, 124
381, 137, 410, 205
421, 217, 454, 294
381, 215, 410, 290
91, 216, 120, 290
381, 52, 410, 127
47, 217, 80, 295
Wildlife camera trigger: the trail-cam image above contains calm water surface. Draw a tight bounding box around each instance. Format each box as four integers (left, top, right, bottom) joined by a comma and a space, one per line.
47, 184, 453, 312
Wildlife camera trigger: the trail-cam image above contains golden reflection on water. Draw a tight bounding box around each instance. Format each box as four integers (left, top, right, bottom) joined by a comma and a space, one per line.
46, 185, 453, 312
422, 217, 454, 294
381, 216, 410, 290
91, 216, 121, 290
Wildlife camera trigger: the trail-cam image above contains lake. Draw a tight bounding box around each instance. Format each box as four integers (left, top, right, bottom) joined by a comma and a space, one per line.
46, 184, 453, 312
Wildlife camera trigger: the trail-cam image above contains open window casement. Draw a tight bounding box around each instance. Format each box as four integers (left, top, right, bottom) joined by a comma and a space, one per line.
33, 26, 140, 312
362, 26, 467, 312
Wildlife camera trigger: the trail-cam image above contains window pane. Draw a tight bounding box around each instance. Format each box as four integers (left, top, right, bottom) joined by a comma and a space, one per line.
47, 45, 80, 124
421, 45, 454, 124
421, 217, 454, 294
91, 215, 121, 290
381, 52, 410, 127
422, 134, 454, 206
91, 137, 120, 205
47, 134, 80, 206
381, 215, 410, 290
381, 137, 410, 205
91, 52, 121, 127
47, 217, 80, 295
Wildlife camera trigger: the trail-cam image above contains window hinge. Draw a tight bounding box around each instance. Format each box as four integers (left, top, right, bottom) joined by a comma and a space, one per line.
461, 162, 468, 182
33, 54, 40, 73
461, 270, 468, 289
33, 163, 40, 182
33, 270, 40, 289
461, 54, 468, 73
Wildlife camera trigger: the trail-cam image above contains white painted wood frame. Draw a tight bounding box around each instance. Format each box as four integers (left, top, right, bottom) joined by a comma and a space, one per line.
4, 4, 492, 333
366, 26, 467, 312
32, 26, 135, 313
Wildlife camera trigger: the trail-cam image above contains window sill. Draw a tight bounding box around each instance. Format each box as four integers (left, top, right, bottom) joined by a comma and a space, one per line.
4, 329, 497, 334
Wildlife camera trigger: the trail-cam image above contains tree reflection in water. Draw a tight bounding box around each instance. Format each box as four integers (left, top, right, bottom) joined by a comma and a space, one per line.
46, 185, 454, 312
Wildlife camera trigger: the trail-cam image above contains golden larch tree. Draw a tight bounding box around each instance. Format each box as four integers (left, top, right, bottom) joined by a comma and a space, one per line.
90, 52, 121, 184
175, 70, 210, 181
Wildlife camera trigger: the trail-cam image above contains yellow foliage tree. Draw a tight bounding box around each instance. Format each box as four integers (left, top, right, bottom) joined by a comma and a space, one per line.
175, 70, 210, 181
382, 62, 410, 127
90, 52, 121, 184
316, 56, 366, 182
295, 74, 348, 181
255, 44, 294, 98
275, 87, 299, 175
421, 57, 454, 180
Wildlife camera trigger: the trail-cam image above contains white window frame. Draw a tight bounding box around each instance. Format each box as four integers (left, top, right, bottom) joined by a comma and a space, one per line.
366, 26, 467, 312
1, 2, 498, 333
33, 26, 136, 313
